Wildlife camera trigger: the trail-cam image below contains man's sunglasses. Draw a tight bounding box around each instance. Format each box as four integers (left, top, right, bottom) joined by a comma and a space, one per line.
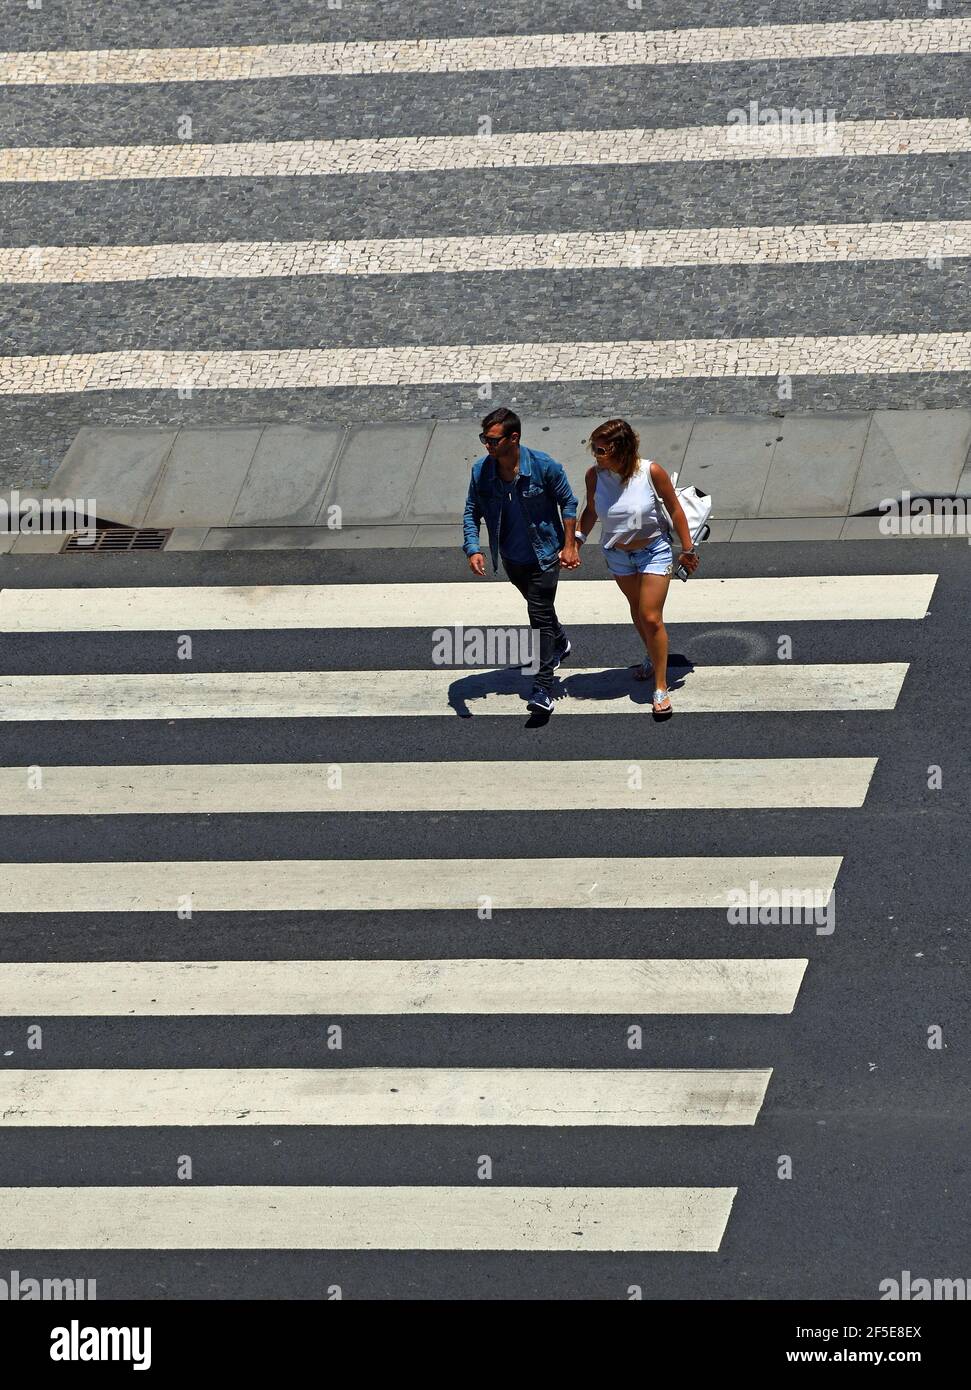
479, 432, 508, 446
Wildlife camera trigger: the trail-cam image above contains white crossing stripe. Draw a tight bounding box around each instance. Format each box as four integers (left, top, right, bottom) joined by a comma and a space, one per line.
0, 856, 840, 912
0, 21, 967, 84
0, 576, 937, 629
2, 334, 968, 394
1, 120, 967, 184
0, 758, 878, 813
0, 1185, 736, 1251
0, 666, 908, 719
0, 1067, 772, 1127
0, 958, 808, 1015
3, 220, 968, 283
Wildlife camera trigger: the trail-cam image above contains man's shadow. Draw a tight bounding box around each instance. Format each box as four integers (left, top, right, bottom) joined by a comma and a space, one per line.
447, 655, 695, 724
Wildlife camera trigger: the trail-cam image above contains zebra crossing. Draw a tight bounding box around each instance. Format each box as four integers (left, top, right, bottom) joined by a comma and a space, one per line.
0, 558, 936, 1266
0, 2, 967, 483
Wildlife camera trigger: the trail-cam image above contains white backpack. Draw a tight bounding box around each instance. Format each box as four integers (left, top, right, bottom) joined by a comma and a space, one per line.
647, 463, 712, 578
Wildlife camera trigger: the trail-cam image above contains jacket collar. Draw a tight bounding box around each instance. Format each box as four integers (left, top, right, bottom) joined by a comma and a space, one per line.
479, 443, 534, 481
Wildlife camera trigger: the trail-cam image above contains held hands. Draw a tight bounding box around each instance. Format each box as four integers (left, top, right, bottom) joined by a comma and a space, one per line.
559, 545, 581, 570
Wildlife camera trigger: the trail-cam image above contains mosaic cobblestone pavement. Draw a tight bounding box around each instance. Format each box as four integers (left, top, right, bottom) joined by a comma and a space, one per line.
0, 0, 968, 486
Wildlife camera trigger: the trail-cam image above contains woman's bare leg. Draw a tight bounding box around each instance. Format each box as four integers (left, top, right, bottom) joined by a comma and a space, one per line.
612, 573, 647, 641
636, 572, 672, 691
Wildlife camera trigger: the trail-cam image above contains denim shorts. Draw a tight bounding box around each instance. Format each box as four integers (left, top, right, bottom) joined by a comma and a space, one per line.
602, 534, 674, 577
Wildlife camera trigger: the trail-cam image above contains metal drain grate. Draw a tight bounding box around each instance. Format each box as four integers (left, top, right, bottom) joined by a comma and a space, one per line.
62, 527, 171, 553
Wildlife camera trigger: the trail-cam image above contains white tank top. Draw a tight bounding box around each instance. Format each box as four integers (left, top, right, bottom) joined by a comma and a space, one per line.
595, 458, 670, 549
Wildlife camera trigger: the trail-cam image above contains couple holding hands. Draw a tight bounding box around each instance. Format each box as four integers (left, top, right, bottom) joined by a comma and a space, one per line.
462, 407, 700, 716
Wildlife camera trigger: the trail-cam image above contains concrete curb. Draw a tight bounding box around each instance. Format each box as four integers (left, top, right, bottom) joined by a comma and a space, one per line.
44, 408, 971, 528
4, 407, 969, 552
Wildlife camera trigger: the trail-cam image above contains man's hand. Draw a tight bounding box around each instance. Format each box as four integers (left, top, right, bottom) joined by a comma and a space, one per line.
559, 545, 581, 570
468, 552, 486, 577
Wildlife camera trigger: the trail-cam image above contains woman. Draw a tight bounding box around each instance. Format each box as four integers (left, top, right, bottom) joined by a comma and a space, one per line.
575, 419, 699, 714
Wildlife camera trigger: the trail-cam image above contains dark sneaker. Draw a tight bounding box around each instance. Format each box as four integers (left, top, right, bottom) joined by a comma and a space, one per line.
551, 633, 571, 669
526, 686, 554, 714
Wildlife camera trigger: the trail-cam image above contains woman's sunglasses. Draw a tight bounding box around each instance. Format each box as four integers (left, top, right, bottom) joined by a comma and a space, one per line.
591, 444, 612, 457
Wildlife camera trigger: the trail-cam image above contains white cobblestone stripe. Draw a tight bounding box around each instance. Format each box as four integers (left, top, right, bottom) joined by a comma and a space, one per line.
3, 221, 968, 284
1, 119, 968, 184
0, 20, 968, 85
0, 334, 968, 395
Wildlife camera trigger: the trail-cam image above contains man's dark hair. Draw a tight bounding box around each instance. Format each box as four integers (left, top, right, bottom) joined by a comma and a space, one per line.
480, 406, 521, 438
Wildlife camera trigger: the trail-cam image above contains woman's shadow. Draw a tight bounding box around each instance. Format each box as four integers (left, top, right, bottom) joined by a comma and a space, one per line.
447, 654, 695, 724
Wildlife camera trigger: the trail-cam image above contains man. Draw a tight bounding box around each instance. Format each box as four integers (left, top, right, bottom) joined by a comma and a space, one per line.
462, 407, 580, 713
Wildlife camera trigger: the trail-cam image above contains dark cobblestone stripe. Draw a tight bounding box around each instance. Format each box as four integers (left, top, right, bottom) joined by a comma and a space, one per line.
5, 2, 971, 51
1, 259, 967, 354
1, 156, 967, 247
0, 56, 967, 147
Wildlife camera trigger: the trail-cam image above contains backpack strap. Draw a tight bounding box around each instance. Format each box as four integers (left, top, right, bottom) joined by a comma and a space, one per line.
645, 459, 675, 538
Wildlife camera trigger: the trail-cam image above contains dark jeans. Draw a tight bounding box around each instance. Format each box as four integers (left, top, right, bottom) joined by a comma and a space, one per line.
502, 557, 565, 690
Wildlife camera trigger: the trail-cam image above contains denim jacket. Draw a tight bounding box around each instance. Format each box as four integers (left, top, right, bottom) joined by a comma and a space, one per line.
462, 445, 579, 572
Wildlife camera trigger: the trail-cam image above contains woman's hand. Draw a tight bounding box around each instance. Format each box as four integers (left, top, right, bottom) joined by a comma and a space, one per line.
677, 549, 700, 574
559, 544, 581, 569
